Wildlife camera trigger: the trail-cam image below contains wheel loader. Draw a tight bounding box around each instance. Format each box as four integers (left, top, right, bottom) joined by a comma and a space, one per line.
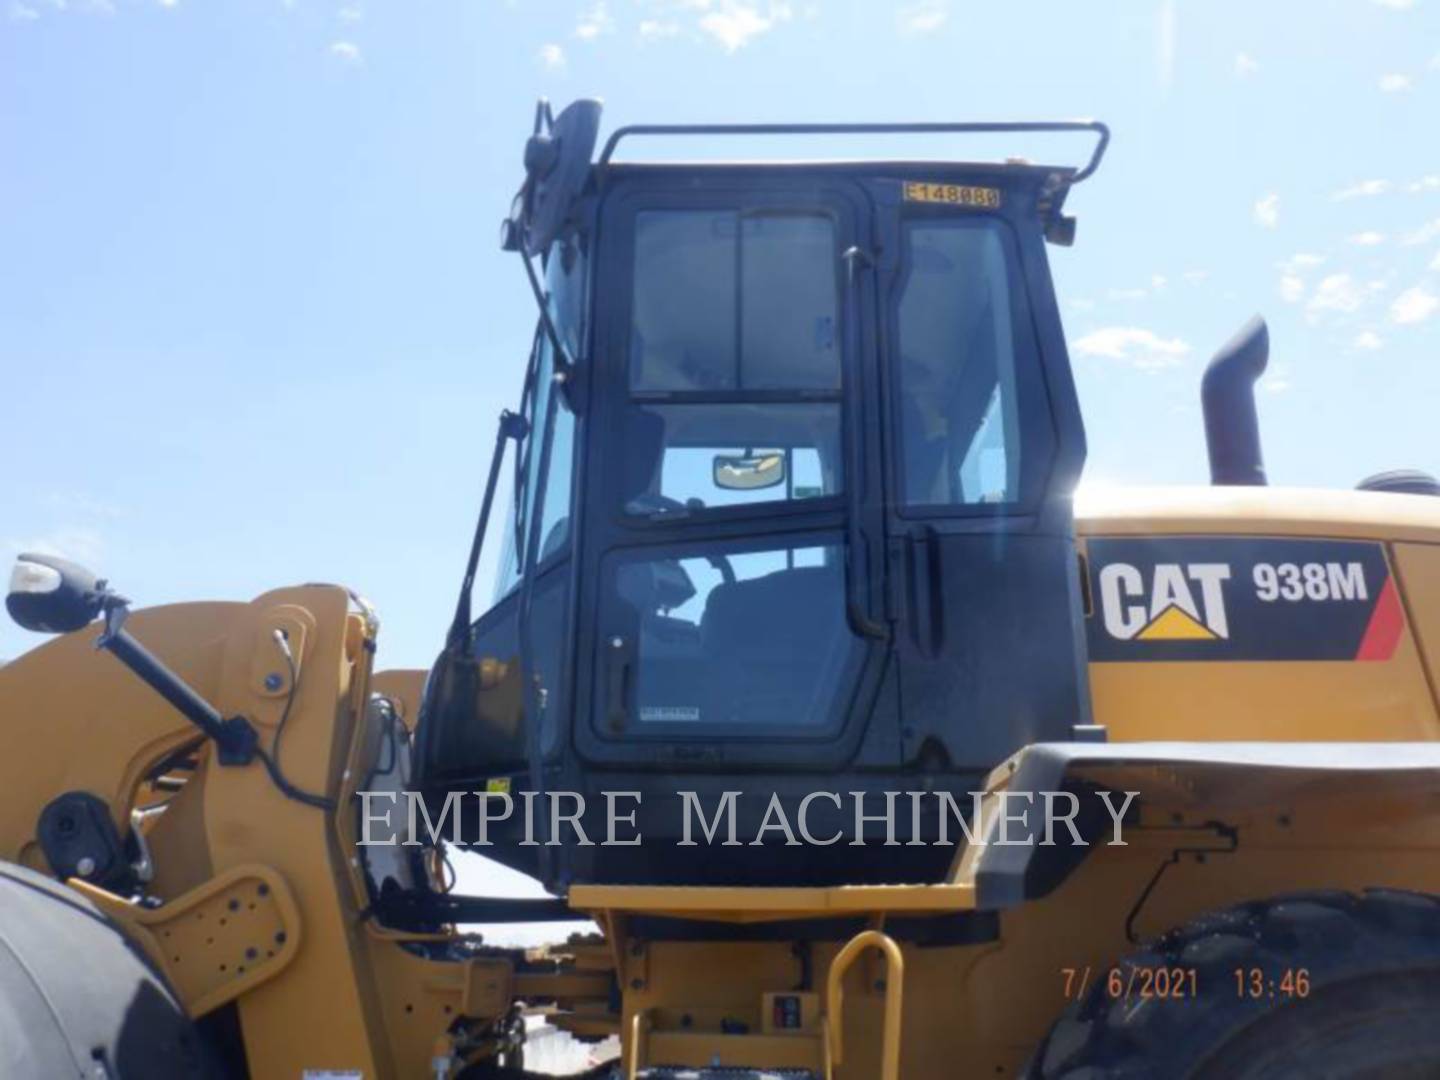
5, 98, 1440, 1079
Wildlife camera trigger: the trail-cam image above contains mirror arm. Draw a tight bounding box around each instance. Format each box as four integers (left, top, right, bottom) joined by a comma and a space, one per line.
96, 604, 258, 766
519, 247, 581, 410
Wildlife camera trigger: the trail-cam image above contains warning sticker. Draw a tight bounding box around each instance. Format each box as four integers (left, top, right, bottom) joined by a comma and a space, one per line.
1085, 537, 1402, 663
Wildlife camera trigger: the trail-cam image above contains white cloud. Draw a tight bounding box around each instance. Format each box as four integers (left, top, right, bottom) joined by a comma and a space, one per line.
1150, 273, 1168, 290
1069, 298, 1097, 312
1276, 253, 1325, 303
158, 0, 177, 7
1183, 269, 1209, 284
1234, 52, 1259, 78
338, 4, 362, 22
1402, 218, 1440, 246
1379, 73, 1412, 92
1391, 286, 1438, 324
1371, 0, 1416, 8
699, 2, 793, 51
574, 1, 613, 40
1106, 286, 1149, 301
329, 40, 361, 62
1348, 231, 1387, 246
1278, 252, 1325, 274
1353, 330, 1385, 351
1410, 175, 1440, 193
9, 2, 39, 18
1072, 326, 1191, 371
1253, 193, 1279, 229
1332, 179, 1392, 200
1308, 273, 1368, 317
537, 43, 566, 69
639, 18, 680, 40
1432, 249, 1440, 271
1260, 374, 1291, 394
897, 0, 947, 34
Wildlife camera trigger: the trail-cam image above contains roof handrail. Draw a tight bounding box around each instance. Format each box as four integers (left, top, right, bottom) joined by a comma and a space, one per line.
598, 119, 1110, 182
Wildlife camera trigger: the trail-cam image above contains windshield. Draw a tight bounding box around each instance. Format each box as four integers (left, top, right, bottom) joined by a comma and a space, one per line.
493, 239, 585, 600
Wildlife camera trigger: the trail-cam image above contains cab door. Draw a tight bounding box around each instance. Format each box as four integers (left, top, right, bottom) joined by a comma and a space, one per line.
870, 175, 1091, 773
572, 172, 897, 773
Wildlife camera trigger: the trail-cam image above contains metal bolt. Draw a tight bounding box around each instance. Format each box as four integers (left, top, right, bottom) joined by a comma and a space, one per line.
245, 947, 258, 961
76, 856, 96, 878
264, 672, 284, 692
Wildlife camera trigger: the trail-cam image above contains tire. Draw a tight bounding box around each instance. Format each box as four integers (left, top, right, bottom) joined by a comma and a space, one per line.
1029, 888, 1440, 1079
0, 860, 221, 1079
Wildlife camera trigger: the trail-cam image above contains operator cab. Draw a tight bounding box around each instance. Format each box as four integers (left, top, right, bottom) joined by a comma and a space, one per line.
415, 102, 1103, 892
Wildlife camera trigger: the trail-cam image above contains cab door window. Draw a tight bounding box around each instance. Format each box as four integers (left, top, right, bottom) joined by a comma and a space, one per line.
602, 539, 858, 731
594, 197, 866, 740
623, 210, 843, 518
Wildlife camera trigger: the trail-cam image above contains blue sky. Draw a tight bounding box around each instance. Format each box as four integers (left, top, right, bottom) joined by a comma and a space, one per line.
3, 0, 1439, 669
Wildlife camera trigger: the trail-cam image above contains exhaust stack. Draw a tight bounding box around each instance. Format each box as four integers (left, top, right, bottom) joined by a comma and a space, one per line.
1201, 316, 1269, 486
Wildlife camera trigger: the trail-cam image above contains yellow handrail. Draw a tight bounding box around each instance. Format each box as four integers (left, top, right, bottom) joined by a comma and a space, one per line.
825, 929, 904, 1080
626, 1008, 652, 1080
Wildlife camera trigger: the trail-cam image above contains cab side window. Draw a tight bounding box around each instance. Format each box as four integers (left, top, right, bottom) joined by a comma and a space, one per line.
895, 221, 1032, 508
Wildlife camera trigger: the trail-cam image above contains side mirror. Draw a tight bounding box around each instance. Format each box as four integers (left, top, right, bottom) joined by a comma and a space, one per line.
6, 553, 115, 634
6, 553, 261, 765
713, 452, 786, 492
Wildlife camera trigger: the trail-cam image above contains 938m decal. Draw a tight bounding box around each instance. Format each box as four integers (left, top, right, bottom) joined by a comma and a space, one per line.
1085, 537, 1403, 662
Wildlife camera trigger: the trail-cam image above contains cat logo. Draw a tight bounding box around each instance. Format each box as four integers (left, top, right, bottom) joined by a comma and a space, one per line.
1098, 562, 1231, 641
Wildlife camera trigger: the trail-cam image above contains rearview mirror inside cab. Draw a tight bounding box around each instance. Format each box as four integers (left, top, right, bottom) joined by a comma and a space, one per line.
713, 452, 786, 491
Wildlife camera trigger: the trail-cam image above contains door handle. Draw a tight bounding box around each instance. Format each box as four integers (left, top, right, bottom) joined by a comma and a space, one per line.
906, 527, 942, 657
605, 634, 632, 732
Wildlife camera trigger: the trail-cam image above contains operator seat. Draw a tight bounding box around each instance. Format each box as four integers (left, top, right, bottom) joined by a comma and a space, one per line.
699, 562, 843, 727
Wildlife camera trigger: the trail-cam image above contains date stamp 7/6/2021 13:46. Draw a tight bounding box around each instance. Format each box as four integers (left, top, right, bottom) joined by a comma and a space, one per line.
1061, 965, 1313, 1004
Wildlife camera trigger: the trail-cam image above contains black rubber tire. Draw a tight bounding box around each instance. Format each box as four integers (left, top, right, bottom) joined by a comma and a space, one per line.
0, 860, 221, 1078
1029, 888, 1440, 1079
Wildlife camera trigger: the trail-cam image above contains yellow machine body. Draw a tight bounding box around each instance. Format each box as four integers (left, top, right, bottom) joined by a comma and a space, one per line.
3, 483, 1440, 1077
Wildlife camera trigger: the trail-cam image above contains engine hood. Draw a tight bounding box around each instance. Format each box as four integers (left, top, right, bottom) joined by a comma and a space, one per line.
1075, 484, 1440, 544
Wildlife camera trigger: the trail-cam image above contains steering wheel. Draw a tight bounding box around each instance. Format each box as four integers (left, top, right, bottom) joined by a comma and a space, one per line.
627, 492, 689, 516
